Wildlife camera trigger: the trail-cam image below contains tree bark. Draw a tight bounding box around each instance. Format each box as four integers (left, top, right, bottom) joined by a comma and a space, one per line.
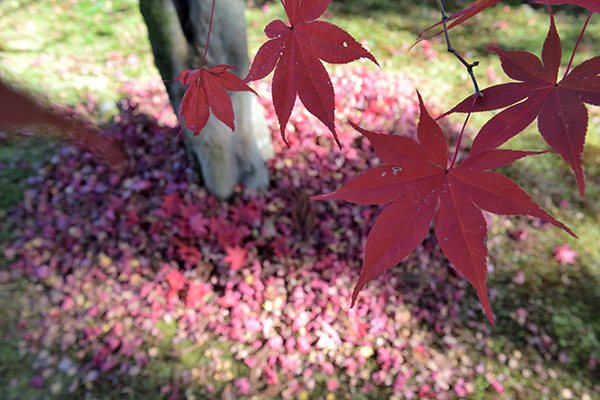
139, 0, 273, 200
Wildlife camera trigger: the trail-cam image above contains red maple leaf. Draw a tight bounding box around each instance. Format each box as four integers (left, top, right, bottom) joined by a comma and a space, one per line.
223, 246, 248, 271
166, 269, 186, 291
173, 65, 256, 135
418, 1, 598, 46
187, 282, 210, 308
442, 10, 600, 196
0, 78, 131, 174
536, 0, 600, 12
418, 0, 502, 40
170, 238, 203, 263
312, 92, 575, 325
243, 0, 378, 146
158, 193, 182, 219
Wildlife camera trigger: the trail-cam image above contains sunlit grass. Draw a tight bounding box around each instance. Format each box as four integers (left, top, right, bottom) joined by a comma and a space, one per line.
0, 0, 156, 104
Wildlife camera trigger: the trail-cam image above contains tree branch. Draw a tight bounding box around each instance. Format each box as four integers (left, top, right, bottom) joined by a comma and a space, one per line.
436, 0, 483, 98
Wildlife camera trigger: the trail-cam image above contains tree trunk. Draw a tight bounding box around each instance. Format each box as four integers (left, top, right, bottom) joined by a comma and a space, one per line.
139, 0, 273, 200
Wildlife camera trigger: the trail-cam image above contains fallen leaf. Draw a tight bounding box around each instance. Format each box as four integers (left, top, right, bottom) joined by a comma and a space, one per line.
553, 243, 578, 265
223, 246, 248, 271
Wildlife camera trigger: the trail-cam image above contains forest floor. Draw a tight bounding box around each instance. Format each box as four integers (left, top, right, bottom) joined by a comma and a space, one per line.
1, 0, 600, 399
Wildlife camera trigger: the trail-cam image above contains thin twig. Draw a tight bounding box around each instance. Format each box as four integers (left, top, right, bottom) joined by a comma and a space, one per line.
563, 10, 593, 80
436, 0, 483, 98
200, 0, 217, 70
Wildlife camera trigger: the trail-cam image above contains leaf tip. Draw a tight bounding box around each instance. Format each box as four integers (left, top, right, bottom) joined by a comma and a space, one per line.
488, 312, 496, 326
350, 290, 359, 309
576, 176, 585, 198
309, 193, 327, 201
478, 287, 496, 326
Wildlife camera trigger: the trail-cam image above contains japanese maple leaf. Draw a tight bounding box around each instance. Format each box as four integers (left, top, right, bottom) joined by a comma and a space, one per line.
187, 282, 210, 308
170, 238, 203, 263
243, 0, 378, 146
166, 269, 186, 291
173, 65, 255, 135
536, 0, 600, 12
442, 10, 600, 196
158, 193, 181, 219
312, 92, 575, 325
0, 78, 131, 173
224, 246, 248, 271
418, 0, 502, 41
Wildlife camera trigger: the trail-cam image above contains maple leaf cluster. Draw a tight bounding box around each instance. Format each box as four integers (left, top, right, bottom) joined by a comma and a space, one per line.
170, 0, 598, 324
242, 0, 378, 146
419, 0, 600, 40
310, 2, 596, 324
174, 0, 378, 145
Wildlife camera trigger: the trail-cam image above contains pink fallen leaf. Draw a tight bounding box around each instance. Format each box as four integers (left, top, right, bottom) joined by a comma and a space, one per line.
322, 361, 334, 375
490, 380, 505, 394
234, 377, 251, 395
244, 357, 257, 368
166, 270, 186, 291
267, 335, 284, 351
554, 244, 578, 266
245, 317, 263, 333
216, 290, 241, 308
298, 334, 311, 353
223, 246, 248, 271
285, 337, 296, 353
512, 271, 526, 285
186, 282, 209, 308
266, 366, 278, 385
327, 379, 339, 391
166, 289, 179, 305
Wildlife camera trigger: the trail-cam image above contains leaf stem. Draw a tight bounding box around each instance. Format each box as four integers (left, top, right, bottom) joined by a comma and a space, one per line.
449, 96, 478, 169
200, 0, 217, 70
563, 10, 593, 80
436, 0, 483, 97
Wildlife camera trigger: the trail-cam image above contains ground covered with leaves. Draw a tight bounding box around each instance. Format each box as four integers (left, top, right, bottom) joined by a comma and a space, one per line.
1, 65, 599, 399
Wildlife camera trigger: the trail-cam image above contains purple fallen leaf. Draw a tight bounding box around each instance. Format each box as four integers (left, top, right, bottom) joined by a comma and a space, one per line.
29, 375, 44, 389
130, 179, 152, 192
234, 377, 251, 395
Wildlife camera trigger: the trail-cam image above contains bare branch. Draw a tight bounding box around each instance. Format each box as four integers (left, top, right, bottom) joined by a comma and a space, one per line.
436, 0, 483, 98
